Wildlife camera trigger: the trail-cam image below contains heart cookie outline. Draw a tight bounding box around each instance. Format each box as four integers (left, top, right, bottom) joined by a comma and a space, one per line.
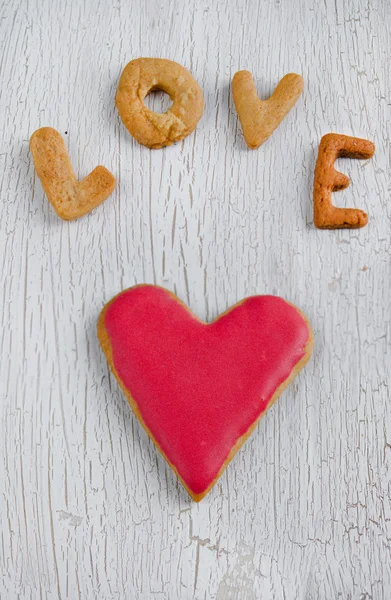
98, 284, 313, 501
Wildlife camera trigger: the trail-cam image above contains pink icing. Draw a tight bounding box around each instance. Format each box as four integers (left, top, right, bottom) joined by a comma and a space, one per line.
103, 285, 310, 495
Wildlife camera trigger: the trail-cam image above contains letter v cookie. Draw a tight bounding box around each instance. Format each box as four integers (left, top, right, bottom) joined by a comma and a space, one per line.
232, 71, 303, 149
30, 128, 115, 220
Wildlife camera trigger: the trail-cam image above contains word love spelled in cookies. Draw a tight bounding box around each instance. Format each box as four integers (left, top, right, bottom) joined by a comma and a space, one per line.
30, 128, 116, 221
232, 71, 304, 149
98, 285, 313, 501
29, 58, 375, 231
116, 58, 204, 149
313, 133, 375, 229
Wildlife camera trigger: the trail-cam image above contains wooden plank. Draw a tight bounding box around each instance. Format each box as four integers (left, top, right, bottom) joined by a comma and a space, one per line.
0, 0, 390, 597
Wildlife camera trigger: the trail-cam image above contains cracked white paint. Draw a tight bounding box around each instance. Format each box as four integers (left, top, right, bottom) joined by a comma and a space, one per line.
0, 0, 391, 598
57, 511, 83, 527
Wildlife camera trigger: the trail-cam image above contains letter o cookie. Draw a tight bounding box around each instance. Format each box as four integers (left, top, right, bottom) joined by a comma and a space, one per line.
116, 58, 204, 149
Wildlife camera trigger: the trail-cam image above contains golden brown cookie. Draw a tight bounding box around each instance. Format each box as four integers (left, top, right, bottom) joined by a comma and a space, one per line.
313, 133, 375, 229
116, 58, 204, 149
232, 71, 303, 149
30, 128, 115, 220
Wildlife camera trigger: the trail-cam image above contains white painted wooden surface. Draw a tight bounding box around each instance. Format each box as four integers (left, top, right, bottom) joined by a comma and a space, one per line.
1, 0, 390, 598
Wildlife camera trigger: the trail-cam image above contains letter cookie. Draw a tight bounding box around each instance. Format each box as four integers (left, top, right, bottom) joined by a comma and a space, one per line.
30, 128, 115, 220
98, 285, 313, 501
116, 58, 204, 149
313, 133, 375, 229
232, 71, 303, 149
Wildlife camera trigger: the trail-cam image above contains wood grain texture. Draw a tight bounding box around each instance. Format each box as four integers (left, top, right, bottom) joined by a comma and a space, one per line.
0, 0, 390, 598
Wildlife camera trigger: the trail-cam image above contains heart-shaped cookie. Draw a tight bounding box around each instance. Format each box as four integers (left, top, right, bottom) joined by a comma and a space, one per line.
98, 285, 313, 501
